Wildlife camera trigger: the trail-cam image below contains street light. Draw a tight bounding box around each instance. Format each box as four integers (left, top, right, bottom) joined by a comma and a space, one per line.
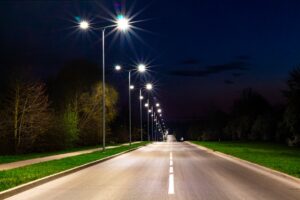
78, 14, 131, 151
144, 83, 153, 141
151, 106, 154, 141
157, 108, 162, 113
136, 63, 147, 142
115, 65, 122, 71
146, 83, 153, 90
138, 64, 146, 73
79, 20, 89, 30
156, 103, 160, 107
114, 64, 146, 145
116, 15, 130, 31
139, 90, 144, 142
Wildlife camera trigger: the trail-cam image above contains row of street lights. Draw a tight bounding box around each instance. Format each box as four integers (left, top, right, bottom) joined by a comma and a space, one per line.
115, 64, 166, 144
78, 14, 167, 149
114, 64, 147, 146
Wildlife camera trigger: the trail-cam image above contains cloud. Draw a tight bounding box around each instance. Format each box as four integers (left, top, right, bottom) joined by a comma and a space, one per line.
168, 60, 249, 77
180, 58, 201, 65
232, 72, 243, 77
224, 80, 235, 85
236, 55, 251, 60
206, 61, 248, 73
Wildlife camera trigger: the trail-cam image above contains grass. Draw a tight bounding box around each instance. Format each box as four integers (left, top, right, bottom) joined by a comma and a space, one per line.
0, 142, 149, 192
191, 141, 300, 178
0, 143, 129, 164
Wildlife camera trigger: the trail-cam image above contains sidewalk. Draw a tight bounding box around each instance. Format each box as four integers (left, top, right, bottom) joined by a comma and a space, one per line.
0, 142, 141, 171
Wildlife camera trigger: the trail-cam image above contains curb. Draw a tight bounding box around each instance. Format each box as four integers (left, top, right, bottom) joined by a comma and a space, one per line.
185, 141, 300, 186
0, 145, 147, 199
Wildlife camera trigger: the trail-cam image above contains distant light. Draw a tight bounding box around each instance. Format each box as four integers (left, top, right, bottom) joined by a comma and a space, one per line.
130, 85, 135, 90
160, 114, 162, 117
117, 15, 130, 31
137, 64, 146, 73
156, 103, 160, 107
146, 83, 153, 90
115, 65, 121, 71
79, 20, 89, 30
148, 109, 152, 113
145, 103, 149, 107
140, 95, 144, 100
157, 109, 162, 113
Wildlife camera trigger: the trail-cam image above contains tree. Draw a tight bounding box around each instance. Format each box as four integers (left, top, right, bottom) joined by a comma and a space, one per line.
1, 80, 51, 153
283, 67, 300, 146
47, 60, 119, 147
251, 114, 275, 141
60, 104, 79, 147
77, 83, 118, 145
226, 88, 271, 140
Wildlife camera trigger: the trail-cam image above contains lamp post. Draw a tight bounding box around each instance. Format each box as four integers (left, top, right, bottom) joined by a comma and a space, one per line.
139, 90, 144, 141
151, 106, 154, 141
78, 15, 130, 151
147, 105, 151, 141
145, 83, 153, 141
129, 71, 133, 146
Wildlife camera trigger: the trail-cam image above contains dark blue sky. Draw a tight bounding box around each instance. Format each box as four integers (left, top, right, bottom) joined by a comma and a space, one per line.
1, 0, 300, 119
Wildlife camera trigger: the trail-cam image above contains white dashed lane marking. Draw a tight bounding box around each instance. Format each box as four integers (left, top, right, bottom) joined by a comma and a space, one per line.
168, 148, 174, 195
168, 174, 174, 194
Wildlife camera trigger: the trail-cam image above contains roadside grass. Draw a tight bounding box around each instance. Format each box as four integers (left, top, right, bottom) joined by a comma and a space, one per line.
191, 141, 300, 178
0, 143, 128, 164
0, 142, 149, 192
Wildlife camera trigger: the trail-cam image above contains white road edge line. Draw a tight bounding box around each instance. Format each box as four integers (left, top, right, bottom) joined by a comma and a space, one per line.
169, 166, 173, 173
168, 174, 175, 194
170, 160, 173, 166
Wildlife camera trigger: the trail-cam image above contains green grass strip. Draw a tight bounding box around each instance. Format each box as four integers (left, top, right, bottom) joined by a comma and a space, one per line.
191, 141, 300, 178
0, 142, 149, 192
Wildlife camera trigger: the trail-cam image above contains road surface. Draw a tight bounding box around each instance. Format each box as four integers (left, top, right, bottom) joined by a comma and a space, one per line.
7, 136, 300, 200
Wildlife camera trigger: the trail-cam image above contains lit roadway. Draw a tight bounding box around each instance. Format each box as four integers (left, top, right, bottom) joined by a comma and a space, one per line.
7, 136, 300, 200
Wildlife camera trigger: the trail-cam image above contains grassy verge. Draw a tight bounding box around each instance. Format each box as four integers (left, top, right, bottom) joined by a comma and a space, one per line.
0, 142, 149, 192
0, 143, 131, 164
191, 141, 300, 178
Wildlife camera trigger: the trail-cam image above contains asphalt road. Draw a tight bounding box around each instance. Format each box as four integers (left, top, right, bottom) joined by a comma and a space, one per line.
7, 137, 300, 200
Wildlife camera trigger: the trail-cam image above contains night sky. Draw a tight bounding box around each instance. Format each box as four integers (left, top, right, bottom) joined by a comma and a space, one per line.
1, 0, 300, 120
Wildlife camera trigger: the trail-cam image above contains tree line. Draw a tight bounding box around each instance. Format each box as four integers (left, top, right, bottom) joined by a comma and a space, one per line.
185, 68, 300, 146
0, 60, 121, 154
